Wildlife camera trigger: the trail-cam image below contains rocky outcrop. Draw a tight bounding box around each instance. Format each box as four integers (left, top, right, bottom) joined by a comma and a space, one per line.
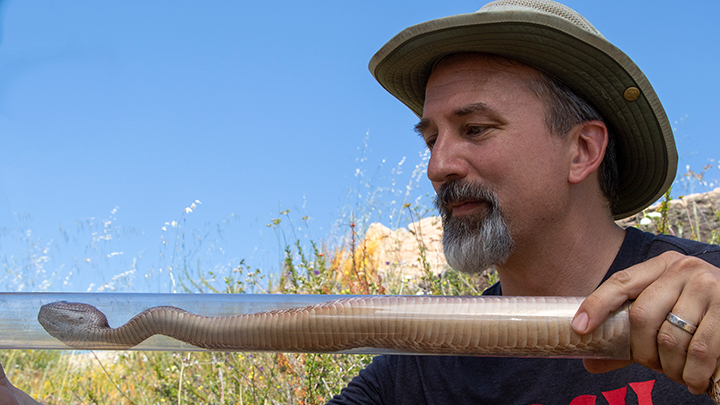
364, 216, 447, 278
617, 187, 720, 244
364, 188, 720, 278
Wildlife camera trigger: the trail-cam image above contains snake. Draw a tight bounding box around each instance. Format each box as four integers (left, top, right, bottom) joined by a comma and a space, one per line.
36, 296, 720, 402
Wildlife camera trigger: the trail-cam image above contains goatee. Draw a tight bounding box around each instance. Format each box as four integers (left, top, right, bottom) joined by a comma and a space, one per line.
434, 181, 514, 275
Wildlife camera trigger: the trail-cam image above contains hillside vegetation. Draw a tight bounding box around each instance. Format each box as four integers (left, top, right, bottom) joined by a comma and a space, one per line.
2, 181, 718, 403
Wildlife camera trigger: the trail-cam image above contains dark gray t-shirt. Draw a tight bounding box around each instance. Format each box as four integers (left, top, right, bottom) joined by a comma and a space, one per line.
328, 228, 720, 404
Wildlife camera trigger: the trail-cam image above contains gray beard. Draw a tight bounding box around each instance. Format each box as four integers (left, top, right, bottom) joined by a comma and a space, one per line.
434, 181, 514, 275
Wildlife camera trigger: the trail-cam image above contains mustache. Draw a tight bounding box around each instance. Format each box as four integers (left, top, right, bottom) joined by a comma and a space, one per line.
433, 181, 499, 217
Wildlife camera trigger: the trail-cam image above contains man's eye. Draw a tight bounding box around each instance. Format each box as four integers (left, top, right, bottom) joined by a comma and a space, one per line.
424, 137, 436, 150
467, 126, 485, 135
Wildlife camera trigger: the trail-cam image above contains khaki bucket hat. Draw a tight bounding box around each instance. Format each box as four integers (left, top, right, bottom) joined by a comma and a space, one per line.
369, 0, 677, 219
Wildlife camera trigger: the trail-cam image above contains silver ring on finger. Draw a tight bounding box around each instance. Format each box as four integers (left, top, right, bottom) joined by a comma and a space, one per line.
665, 312, 698, 335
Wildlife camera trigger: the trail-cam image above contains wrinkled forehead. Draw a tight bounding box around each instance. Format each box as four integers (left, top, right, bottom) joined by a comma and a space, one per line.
424, 53, 546, 111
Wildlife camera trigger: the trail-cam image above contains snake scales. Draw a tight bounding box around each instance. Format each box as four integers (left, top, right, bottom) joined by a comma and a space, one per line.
36, 295, 720, 401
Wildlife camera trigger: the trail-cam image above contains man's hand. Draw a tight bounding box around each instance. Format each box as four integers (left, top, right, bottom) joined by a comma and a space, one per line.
0, 362, 41, 405
572, 251, 720, 395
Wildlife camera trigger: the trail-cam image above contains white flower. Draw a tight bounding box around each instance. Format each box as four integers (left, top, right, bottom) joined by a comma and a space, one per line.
647, 212, 662, 218
640, 218, 652, 225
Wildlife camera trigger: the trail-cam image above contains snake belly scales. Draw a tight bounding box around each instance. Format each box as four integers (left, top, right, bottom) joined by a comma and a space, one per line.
36, 295, 720, 401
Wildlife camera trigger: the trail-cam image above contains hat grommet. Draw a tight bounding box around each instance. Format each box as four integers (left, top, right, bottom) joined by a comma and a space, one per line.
623, 87, 641, 102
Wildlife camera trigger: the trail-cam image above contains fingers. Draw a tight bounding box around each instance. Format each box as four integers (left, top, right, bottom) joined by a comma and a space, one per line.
627, 260, 688, 375
670, 281, 720, 394
654, 302, 700, 385
573, 251, 720, 395
572, 252, 678, 335
651, 263, 720, 394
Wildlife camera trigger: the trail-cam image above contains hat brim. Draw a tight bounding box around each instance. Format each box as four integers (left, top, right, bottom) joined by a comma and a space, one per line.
369, 9, 677, 219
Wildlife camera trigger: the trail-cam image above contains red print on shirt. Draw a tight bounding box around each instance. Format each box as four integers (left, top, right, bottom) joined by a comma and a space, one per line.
530, 380, 655, 405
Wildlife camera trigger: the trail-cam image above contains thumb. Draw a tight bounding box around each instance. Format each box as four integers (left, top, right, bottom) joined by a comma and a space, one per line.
0, 362, 41, 405
0, 362, 21, 405
0, 362, 13, 387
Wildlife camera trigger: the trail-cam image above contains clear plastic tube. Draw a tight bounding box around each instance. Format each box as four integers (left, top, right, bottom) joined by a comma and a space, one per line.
1, 293, 631, 359
1, 293, 339, 350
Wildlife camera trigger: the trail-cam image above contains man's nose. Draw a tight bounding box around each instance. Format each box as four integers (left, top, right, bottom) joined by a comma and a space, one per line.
426, 133, 469, 184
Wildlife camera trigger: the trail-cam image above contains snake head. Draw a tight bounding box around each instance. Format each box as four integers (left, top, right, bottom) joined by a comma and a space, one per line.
38, 301, 111, 348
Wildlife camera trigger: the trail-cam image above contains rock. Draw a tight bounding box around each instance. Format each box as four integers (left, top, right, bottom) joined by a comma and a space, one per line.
616, 187, 720, 244
364, 216, 447, 278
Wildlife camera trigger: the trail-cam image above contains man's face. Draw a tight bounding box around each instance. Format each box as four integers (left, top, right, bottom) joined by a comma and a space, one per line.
417, 53, 571, 273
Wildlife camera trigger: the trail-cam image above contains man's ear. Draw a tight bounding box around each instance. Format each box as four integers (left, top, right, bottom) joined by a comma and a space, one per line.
568, 120, 608, 185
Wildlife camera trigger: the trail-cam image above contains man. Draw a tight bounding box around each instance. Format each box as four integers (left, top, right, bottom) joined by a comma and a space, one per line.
1, 1, 719, 404
328, 0, 720, 404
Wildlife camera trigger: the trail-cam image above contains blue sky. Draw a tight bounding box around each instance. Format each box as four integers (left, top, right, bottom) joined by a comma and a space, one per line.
0, 1, 718, 292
